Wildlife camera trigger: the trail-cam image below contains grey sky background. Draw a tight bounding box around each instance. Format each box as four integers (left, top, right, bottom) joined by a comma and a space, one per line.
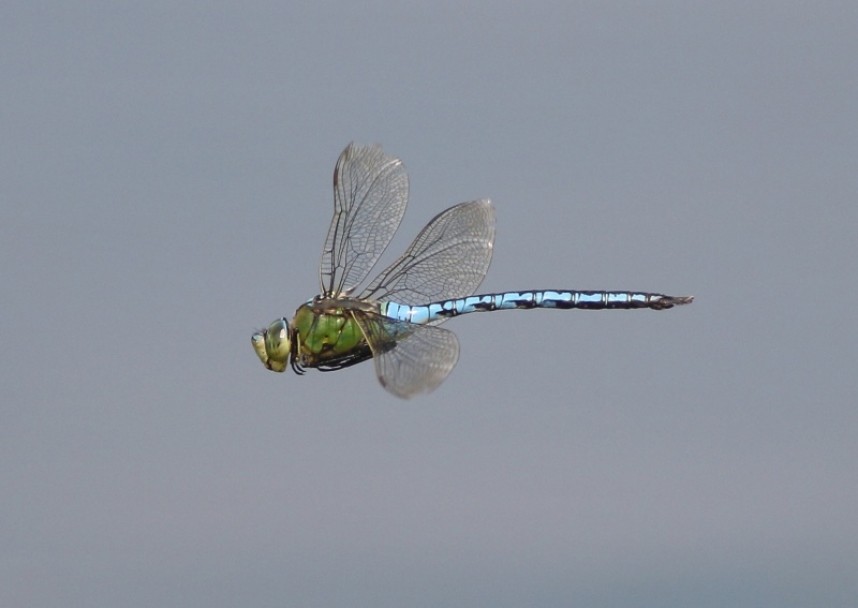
3, 2, 856, 606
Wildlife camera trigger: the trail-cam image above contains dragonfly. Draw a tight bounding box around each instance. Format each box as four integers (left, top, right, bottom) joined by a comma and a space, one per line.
252, 143, 692, 398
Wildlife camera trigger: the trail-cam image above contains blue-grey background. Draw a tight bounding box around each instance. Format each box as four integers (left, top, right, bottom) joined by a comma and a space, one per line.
3, 2, 856, 606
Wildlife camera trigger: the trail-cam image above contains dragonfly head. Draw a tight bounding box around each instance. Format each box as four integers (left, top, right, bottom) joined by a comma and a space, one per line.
251, 317, 292, 372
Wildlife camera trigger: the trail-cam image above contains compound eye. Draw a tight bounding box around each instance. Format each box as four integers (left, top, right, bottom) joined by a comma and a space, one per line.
251, 318, 291, 372
265, 318, 291, 359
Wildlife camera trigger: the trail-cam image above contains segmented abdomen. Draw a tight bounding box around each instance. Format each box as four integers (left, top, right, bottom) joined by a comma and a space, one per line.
382, 290, 693, 325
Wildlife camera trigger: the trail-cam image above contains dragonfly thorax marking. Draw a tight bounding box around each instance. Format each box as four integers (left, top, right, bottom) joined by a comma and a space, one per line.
290, 301, 375, 371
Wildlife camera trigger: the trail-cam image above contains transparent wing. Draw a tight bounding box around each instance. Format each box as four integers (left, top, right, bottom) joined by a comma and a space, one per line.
358, 199, 495, 307
320, 143, 409, 297
352, 313, 460, 399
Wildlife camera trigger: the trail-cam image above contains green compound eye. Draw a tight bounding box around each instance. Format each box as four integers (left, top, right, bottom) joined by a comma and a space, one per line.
251, 318, 291, 372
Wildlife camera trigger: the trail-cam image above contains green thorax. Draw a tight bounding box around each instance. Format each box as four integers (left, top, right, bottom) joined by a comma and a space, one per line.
291, 299, 375, 370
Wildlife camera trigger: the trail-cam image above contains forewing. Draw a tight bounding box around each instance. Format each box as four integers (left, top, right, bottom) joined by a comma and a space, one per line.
320, 143, 409, 297
359, 199, 495, 307
353, 313, 460, 399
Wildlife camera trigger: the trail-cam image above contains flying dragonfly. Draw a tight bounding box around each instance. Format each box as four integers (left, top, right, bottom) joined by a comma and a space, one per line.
252, 143, 692, 398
